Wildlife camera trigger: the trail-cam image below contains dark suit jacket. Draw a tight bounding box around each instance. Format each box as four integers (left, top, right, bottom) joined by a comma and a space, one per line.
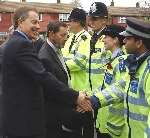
39, 42, 68, 86
38, 42, 89, 133
0, 42, 6, 135
38, 42, 69, 129
33, 37, 45, 53
1, 31, 78, 136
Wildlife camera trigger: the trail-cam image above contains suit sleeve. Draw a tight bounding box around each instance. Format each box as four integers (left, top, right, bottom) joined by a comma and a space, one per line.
16, 40, 78, 107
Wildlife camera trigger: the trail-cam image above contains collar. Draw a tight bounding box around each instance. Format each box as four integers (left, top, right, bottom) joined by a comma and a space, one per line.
74, 29, 85, 41
15, 28, 32, 42
112, 48, 122, 59
96, 26, 106, 36
47, 39, 59, 54
136, 52, 147, 60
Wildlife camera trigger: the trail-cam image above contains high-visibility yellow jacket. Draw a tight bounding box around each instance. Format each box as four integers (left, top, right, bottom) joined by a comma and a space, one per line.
102, 52, 128, 138
92, 54, 150, 138
86, 35, 111, 91
86, 35, 111, 133
62, 29, 91, 91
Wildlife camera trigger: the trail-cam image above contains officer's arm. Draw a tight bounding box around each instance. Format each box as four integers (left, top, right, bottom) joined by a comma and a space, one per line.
65, 39, 90, 72
90, 57, 127, 109
90, 81, 124, 109
144, 74, 150, 138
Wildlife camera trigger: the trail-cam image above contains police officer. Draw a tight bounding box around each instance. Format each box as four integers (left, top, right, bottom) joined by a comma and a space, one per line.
102, 25, 128, 138
62, 8, 94, 138
87, 2, 111, 138
62, 8, 91, 91
90, 17, 150, 138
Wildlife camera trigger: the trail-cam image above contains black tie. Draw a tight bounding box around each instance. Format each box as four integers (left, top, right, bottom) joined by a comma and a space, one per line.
69, 35, 76, 53
90, 32, 98, 53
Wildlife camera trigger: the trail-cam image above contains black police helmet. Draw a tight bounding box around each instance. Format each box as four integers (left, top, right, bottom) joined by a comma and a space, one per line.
68, 8, 86, 22
89, 2, 108, 18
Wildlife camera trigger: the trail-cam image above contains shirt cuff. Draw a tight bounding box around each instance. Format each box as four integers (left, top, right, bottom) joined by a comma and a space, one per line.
90, 95, 101, 110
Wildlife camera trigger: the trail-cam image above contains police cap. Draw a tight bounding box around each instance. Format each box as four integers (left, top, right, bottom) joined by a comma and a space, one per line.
104, 25, 125, 38
68, 8, 86, 22
88, 2, 108, 18
120, 17, 150, 39
104, 24, 125, 44
104, 24, 125, 45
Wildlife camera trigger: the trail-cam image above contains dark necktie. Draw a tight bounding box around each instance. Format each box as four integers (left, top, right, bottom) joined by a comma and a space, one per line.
57, 49, 71, 86
69, 35, 76, 53
90, 32, 98, 53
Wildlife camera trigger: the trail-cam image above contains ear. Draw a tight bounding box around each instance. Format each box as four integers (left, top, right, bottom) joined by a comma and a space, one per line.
103, 18, 108, 24
48, 31, 55, 38
114, 37, 119, 43
136, 39, 142, 48
17, 19, 23, 27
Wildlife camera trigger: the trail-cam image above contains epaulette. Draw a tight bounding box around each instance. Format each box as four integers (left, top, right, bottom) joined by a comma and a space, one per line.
98, 35, 105, 41
81, 34, 87, 41
130, 79, 139, 94
118, 57, 126, 72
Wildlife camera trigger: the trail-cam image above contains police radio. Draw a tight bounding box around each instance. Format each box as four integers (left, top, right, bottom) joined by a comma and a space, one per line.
127, 51, 150, 80
126, 54, 138, 80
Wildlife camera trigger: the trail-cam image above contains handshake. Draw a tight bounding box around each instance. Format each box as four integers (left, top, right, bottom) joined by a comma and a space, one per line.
76, 92, 93, 113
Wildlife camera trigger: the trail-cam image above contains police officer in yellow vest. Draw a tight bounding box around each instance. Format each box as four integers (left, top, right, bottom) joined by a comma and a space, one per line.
62, 8, 94, 138
102, 24, 128, 138
90, 17, 150, 138
62, 8, 91, 91
87, 2, 111, 91
87, 2, 111, 138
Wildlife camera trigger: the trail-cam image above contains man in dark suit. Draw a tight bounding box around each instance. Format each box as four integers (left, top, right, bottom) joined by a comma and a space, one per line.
38, 21, 71, 138
39, 21, 87, 138
1, 7, 92, 138
39, 21, 94, 138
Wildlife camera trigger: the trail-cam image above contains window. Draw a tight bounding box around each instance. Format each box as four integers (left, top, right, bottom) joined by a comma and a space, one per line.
39, 13, 43, 21
118, 17, 126, 23
144, 17, 150, 22
59, 13, 70, 21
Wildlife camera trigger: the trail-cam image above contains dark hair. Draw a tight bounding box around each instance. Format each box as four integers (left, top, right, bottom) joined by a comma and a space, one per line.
13, 7, 38, 29
68, 8, 86, 27
133, 36, 150, 50
47, 21, 67, 37
104, 25, 125, 46
80, 20, 86, 27
142, 38, 150, 50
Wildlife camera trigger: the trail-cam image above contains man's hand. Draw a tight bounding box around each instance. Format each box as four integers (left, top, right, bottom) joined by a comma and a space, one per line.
76, 92, 92, 112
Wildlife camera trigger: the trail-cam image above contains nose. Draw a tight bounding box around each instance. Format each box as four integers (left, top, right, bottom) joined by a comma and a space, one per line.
36, 23, 40, 30
64, 35, 68, 41
102, 37, 106, 42
123, 38, 127, 44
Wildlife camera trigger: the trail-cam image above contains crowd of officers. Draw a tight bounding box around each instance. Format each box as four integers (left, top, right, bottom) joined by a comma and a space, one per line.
62, 2, 150, 138
0, 1, 150, 138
